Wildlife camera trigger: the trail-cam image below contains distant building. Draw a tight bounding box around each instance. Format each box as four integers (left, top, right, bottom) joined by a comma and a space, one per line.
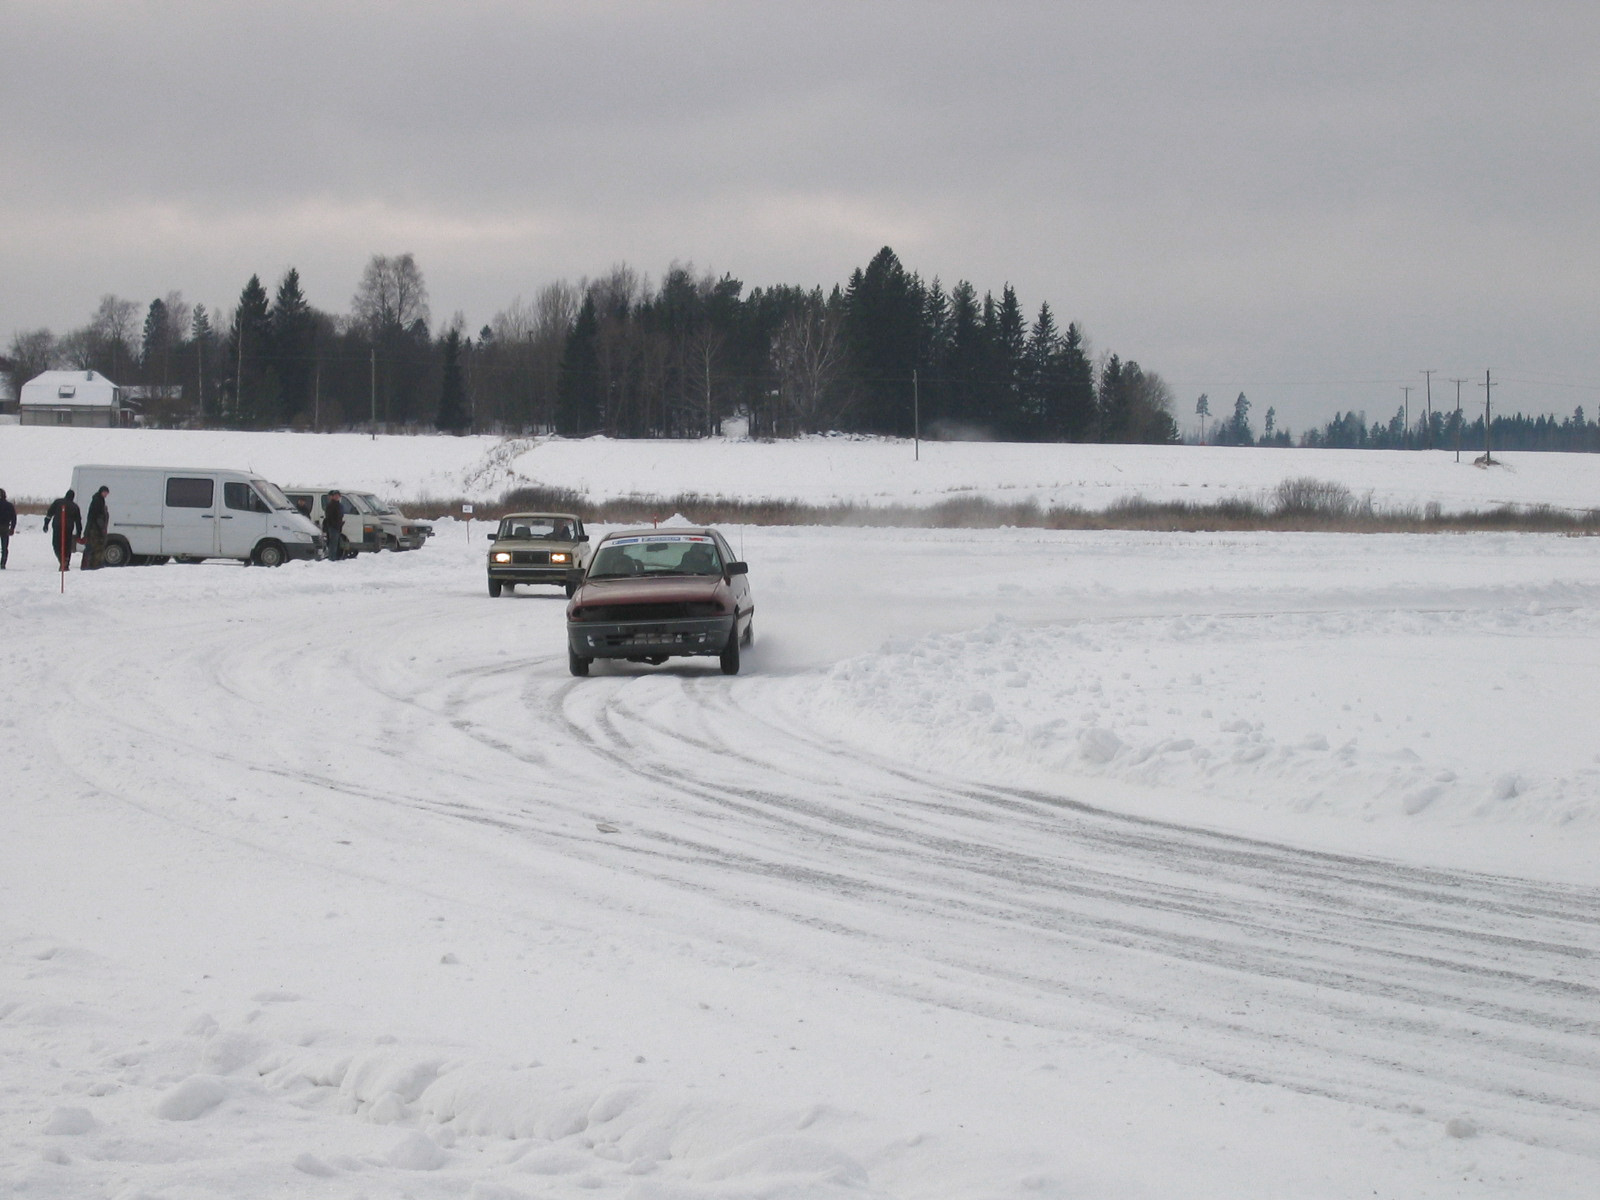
19, 369, 132, 427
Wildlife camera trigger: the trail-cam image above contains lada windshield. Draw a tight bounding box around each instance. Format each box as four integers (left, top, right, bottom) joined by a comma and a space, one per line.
588, 534, 722, 579
498, 517, 568, 540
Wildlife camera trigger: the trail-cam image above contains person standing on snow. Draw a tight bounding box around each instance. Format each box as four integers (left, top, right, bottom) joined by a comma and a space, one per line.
0, 488, 16, 569
322, 489, 346, 561
43, 488, 82, 570
81, 485, 111, 570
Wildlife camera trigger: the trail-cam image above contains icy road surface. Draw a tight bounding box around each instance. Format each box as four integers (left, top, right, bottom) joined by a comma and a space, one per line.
4, 523, 1600, 1198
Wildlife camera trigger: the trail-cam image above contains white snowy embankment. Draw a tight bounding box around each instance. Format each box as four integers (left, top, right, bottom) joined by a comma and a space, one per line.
2, 423, 1599, 513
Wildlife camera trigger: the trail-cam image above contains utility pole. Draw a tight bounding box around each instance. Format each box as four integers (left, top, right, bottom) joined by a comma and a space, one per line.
912, 369, 920, 462
196, 336, 204, 427
1421, 369, 1435, 449
1401, 385, 1413, 448
235, 318, 244, 426
1480, 369, 1494, 464
370, 347, 377, 441
313, 361, 321, 432
1449, 378, 1467, 462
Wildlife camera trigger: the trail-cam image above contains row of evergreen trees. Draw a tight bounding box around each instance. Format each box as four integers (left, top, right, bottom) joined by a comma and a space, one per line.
7, 248, 1182, 442
1300, 405, 1600, 453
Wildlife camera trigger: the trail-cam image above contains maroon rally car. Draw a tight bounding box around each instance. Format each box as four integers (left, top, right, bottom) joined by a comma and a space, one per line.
565, 528, 753, 676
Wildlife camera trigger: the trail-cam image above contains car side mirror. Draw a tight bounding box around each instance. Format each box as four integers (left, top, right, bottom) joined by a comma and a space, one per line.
726, 561, 748, 576
577, 533, 589, 542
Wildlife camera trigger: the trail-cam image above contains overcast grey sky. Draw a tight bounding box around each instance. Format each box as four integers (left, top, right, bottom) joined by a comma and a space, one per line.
4, 1, 1597, 432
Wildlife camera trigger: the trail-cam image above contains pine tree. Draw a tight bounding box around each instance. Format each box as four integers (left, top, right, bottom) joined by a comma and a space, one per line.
1022, 302, 1060, 439
1057, 323, 1096, 440
271, 268, 314, 426
435, 327, 470, 434
842, 247, 921, 435
229, 275, 271, 427
556, 295, 601, 434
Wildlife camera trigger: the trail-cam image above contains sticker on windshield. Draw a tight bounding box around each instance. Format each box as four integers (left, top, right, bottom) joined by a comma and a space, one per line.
607, 535, 712, 546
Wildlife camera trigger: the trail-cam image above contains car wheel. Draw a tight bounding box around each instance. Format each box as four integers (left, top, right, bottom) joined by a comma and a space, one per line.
101, 539, 131, 567
487, 578, 502, 597
568, 648, 591, 677
719, 630, 741, 675
255, 541, 286, 567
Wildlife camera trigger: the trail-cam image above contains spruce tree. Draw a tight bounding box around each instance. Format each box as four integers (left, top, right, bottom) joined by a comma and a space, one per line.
229, 275, 271, 427
435, 328, 470, 434
556, 296, 602, 434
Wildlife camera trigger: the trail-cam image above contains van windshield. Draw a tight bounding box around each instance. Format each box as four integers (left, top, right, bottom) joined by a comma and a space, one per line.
253, 481, 296, 511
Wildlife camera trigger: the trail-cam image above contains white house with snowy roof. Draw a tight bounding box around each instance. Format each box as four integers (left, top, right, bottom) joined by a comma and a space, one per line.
19, 369, 131, 427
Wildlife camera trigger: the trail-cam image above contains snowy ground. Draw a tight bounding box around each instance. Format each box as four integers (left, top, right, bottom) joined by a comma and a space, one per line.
3, 498, 1599, 1197
3, 424, 1599, 514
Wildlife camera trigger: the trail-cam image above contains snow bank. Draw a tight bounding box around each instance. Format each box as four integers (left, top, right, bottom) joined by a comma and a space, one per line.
3, 423, 1598, 513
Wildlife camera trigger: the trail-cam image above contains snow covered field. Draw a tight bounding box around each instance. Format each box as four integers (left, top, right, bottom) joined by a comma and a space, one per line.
3, 424, 1599, 514
3, 431, 1600, 1198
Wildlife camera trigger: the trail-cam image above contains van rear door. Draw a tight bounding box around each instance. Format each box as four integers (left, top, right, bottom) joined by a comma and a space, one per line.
161, 474, 220, 556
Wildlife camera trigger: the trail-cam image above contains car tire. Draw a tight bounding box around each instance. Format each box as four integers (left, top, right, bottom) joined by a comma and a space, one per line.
487, 578, 502, 597
568, 648, 591, 677
101, 538, 131, 568
719, 630, 741, 675
254, 541, 286, 568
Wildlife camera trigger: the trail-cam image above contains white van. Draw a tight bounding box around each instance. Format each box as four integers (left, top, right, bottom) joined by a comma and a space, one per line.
282, 488, 385, 555
71, 465, 324, 566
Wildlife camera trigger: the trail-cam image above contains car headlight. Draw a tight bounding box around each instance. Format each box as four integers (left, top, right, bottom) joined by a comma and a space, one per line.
550, 552, 570, 564
492, 551, 512, 563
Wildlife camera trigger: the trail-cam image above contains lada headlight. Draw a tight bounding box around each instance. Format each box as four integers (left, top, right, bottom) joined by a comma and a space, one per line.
550, 552, 570, 564
492, 551, 512, 563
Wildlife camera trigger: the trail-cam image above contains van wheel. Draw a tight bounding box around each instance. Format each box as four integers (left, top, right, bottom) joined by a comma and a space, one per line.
101, 539, 132, 568
488, 578, 502, 597
568, 648, 591, 677
254, 541, 286, 567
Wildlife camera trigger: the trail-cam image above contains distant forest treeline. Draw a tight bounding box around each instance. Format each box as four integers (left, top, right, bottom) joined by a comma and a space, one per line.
8, 244, 1597, 452
5, 247, 1175, 442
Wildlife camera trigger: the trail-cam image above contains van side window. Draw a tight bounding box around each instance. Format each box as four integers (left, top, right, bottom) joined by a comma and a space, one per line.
224, 482, 268, 513
166, 477, 214, 508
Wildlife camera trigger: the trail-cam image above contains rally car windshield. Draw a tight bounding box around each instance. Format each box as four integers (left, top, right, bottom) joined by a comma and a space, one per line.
587, 536, 722, 579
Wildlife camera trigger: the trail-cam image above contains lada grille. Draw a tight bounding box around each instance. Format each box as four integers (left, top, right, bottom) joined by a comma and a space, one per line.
510, 550, 552, 565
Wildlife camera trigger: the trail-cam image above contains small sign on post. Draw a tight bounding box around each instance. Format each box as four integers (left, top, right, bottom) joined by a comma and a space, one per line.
462, 502, 474, 540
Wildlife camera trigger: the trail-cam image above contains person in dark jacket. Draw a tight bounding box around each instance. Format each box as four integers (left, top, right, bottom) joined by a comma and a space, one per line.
0, 488, 16, 569
81, 485, 111, 570
43, 489, 82, 570
322, 490, 346, 561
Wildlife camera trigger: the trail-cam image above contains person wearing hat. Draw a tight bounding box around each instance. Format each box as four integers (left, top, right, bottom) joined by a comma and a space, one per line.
81, 485, 111, 570
43, 488, 82, 570
322, 489, 346, 561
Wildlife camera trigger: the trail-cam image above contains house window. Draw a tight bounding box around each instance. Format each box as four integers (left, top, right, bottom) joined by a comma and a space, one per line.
56, 411, 73, 424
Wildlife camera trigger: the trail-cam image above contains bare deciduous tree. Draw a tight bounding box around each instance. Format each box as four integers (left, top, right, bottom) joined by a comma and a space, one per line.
772, 289, 846, 434
351, 253, 430, 335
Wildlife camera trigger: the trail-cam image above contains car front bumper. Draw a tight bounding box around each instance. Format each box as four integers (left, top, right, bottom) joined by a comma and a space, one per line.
285, 537, 323, 562
491, 565, 584, 586
568, 615, 734, 660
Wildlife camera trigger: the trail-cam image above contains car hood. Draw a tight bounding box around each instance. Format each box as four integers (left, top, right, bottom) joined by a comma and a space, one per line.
569, 575, 725, 609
